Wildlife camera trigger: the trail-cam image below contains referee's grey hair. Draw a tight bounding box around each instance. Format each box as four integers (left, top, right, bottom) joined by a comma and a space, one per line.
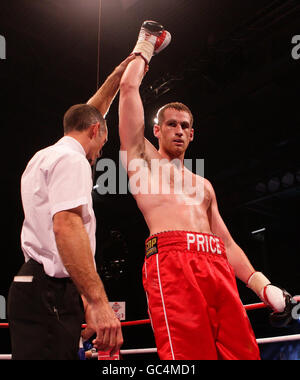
63, 104, 107, 135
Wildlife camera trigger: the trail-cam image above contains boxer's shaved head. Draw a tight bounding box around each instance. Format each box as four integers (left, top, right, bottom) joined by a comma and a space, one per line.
156, 102, 194, 128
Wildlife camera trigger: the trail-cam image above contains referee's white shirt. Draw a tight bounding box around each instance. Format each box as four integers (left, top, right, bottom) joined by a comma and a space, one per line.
20, 136, 96, 278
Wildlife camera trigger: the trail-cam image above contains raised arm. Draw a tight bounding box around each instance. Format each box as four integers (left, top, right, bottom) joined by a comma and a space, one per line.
118, 21, 171, 164
118, 56, 147, 161
87, 55, 135, 118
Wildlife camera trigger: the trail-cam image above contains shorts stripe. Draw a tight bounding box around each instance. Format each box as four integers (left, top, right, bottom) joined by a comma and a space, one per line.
144, 262, 154, 331
155, 254, 175, 360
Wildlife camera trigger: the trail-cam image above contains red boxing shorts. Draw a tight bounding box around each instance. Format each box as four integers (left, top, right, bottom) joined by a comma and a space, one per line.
142, 231, 261, 360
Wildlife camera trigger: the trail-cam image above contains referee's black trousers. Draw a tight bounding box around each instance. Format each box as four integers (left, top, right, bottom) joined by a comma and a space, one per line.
7, 259, 84, 360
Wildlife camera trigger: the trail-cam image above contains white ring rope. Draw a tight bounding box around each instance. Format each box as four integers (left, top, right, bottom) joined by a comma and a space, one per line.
256, 334, 300, 345
0, 334, 299, 360
0, 354, 12, 360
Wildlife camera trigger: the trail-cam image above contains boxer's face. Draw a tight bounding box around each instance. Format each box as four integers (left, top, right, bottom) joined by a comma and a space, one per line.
154, 109, 194, 157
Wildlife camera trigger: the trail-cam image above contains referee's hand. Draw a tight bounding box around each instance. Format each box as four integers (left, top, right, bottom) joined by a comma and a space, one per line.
82, 301, 123, 357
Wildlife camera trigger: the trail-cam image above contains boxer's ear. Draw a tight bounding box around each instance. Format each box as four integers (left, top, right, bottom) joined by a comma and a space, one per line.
153, 124, 161, 139
189, 128, 194, 142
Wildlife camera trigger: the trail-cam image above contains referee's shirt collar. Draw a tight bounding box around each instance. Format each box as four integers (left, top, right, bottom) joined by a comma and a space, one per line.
56, 136, 86, 157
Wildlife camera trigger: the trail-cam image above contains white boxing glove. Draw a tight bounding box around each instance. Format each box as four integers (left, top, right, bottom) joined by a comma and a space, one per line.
132, 20, 171, 64
247, 272, 286, 313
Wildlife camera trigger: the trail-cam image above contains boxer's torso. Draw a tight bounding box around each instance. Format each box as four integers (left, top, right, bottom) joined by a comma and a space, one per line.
128, 158, 213, 236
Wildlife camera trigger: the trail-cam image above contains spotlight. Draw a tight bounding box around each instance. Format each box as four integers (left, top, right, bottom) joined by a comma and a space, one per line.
251, 228, 266, 235
251, 228, 266, 242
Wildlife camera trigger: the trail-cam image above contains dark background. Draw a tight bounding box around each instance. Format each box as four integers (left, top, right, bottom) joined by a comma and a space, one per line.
0, 0, 300, 358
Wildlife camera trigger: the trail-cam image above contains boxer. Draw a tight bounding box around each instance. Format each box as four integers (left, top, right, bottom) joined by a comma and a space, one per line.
116, 20, 296, 360
81, 21, 295, 359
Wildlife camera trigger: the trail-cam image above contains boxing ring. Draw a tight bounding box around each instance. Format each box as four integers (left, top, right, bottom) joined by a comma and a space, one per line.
0, 298, 299, 360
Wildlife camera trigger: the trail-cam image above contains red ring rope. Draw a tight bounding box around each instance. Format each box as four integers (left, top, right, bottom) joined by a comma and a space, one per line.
0, 297, 298, 329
